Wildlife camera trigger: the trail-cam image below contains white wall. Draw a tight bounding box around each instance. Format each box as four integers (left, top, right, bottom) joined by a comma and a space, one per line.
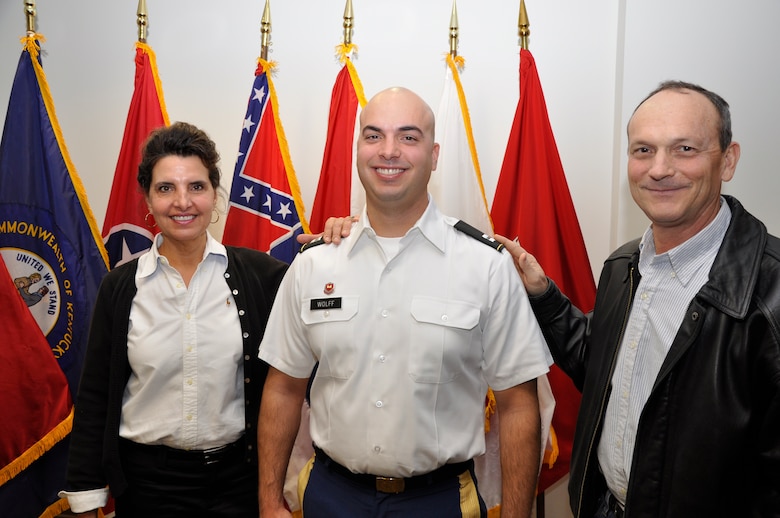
618, 0, 780, 243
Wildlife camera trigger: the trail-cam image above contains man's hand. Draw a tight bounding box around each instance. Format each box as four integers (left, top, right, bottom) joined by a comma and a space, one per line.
493, 235, 549, 296
295, 216, 357, 245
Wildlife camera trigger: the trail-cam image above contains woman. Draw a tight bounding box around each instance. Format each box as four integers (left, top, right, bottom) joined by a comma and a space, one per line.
60, 122, 288, 517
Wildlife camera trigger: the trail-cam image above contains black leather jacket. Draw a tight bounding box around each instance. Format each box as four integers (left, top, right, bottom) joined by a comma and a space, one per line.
530, 196, 780, 518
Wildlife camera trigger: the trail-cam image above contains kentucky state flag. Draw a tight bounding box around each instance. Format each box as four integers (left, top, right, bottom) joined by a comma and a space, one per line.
102, 42, 169, 268
222, 59, 309, 263
0, 35, 109, 518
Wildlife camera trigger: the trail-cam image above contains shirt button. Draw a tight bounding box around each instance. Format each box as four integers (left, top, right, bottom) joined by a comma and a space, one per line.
186, 414, 193, 421
244, 354, 251, 361
238, 309, 245, 316
186, 346, 192, 353
381, 310, 388, 318
244, 377, 251, 384
378, 354, 386, 362
186, 378, 193, 385
375, 400, 383, 408
441, 315, 449, 322
186, 313, 191, 320
232, 289, 239, 295
323, 310, 330, 318
243, 332, 249, 339
373, 445, 381, 453
224, 272, 231, 278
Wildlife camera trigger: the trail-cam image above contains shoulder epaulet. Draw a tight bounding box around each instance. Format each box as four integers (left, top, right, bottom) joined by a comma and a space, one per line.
454, 220, 504, 252
299, 236, 327, 254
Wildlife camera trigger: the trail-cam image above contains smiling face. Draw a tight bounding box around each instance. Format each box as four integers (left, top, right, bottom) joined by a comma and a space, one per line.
145, 155, 217, 250
627, 88, 740, 251
356, 87, 439, 233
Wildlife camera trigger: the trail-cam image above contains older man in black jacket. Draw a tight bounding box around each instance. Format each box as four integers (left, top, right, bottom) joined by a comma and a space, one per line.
496, 81, 780, 518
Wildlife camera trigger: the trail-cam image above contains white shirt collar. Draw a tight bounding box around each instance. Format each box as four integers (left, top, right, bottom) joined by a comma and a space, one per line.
137, 232, 227, 279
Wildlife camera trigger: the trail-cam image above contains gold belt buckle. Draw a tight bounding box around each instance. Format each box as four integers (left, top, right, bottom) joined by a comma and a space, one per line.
375, 476, 405, 493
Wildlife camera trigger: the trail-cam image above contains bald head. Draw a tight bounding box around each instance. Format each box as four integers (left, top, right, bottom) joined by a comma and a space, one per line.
355, 86, 441, 236
361, 87, 436, 141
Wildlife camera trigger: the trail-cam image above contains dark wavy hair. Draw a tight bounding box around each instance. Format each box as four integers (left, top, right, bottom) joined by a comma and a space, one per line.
137, 121, 221, 194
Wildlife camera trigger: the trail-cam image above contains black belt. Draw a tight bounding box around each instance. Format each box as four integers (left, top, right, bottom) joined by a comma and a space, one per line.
119, 434, 245, 467
313, 445, 472, 494
604, 490, 625, 518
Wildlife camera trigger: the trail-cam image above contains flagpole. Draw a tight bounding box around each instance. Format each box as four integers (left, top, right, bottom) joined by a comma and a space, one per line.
519, 4, 541, 516
518, 0, 530, 50
520, 5, 541, 518
137, 0, 148, 43
24, 0, 36, 36
343, 0, 354, 46
260, 0, 271, 61
448, 1, 459, 57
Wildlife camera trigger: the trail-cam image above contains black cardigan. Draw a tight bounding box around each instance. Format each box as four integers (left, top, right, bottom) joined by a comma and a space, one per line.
65, 246, 287, 497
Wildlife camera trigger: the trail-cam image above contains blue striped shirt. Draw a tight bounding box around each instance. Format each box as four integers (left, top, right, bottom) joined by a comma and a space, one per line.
597, 198, 731, 505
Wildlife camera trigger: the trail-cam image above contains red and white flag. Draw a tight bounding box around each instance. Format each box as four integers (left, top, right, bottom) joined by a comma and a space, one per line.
429, 53, 493, 234
102, 42, 169, 268
308, 44, 367, 232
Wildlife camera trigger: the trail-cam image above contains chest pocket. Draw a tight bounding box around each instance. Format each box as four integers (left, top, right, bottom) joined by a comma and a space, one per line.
409, 296, 481, 383
301, 295, 359, 379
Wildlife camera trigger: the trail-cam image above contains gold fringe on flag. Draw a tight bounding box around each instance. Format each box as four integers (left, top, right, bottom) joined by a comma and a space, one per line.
0, 408, 73, 486
257, 58, 310, 234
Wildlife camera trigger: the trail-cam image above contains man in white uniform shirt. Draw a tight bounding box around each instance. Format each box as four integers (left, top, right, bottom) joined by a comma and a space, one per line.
257, 87, 551, 518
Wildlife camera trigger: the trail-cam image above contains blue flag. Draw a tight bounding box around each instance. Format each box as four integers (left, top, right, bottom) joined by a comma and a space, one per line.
0, 36, 109, 518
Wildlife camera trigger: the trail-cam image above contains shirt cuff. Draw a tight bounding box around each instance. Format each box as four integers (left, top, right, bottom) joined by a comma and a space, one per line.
57, 487, 109, 513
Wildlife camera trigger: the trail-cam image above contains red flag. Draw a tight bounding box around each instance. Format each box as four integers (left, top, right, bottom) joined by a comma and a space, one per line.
308, 46, 367, 233
490, 48, 596, 493
102, 42, 169, 269
222, 59, 309, 262
0, 253, 72, 481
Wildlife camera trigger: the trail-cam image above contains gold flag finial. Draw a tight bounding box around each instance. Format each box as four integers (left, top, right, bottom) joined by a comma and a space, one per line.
343, 0, 354, 46
449, 0, 459, 57
137, 0, 148, 43
518, 0, 530, 50
260, 0, 272, 60
24, 0, 36, 36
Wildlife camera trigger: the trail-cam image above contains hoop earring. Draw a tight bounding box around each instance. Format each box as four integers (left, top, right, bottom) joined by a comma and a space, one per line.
144, 212, 157, 228
211, 210, 220, 224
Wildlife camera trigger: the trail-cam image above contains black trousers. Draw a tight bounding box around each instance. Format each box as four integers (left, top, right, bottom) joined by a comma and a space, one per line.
115, 437, 257, 518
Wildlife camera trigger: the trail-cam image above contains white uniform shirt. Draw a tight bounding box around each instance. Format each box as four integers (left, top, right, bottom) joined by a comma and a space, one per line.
259, 200, 551, 477
598, 199, 731, 504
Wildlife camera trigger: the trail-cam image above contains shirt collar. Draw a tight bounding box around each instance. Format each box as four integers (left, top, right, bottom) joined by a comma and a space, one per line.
137, 232, 227, 279
638, 197, 732, 285
346, 196, 447, 256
